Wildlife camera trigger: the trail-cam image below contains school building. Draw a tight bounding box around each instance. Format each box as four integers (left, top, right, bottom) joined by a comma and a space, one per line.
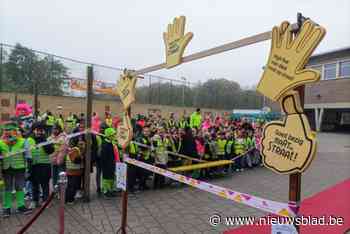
304, 46, 350, 132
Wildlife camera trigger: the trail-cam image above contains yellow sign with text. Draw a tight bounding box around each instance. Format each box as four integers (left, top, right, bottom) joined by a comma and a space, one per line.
163, 16, 193, 68
261, 91, 317, 174
116, 70, 137, 109
257, 20, 326, 101
116, 112, 133, 149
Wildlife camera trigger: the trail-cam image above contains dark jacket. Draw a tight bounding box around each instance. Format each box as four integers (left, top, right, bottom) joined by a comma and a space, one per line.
179, 131, 197, 158
100, 140, 116, 180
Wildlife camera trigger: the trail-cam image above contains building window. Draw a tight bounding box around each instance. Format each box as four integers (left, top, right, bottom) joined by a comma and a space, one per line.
1, 113, 10, 121
312, 65, 322, 71
324, 63, 337, 80
339, 61, 350, 78
311, 65, 322, 79
1, 99, 10, 107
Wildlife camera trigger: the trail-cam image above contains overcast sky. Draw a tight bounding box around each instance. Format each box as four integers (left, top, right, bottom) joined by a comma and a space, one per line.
1, 0, 349, 87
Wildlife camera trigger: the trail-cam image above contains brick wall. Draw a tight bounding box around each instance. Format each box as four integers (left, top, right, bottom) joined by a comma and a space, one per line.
0, 92, 229, 121
305, 78, 350, 104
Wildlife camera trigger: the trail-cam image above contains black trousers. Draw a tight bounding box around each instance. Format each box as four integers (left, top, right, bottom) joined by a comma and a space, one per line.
137, 157, 153, 189
66, 175, 81, 202
127, 163, 137, 191
153, 164, 167, 189
95, 162, 102, 191
31, 164, 51, 203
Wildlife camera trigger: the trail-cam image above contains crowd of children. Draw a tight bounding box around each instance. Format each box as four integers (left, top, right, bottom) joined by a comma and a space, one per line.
0, 105, 266, 218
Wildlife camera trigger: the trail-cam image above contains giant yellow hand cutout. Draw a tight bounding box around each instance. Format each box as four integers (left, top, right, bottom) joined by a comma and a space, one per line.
116, 70, 137, 109
116, 112, 133, 150
163, 16, 193, 68
257, 20, 326, 101
261, 91, 317, 174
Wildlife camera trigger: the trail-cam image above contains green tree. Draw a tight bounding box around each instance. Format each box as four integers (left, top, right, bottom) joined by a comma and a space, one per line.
135, 78, 262, 109
4, 43, 67, 95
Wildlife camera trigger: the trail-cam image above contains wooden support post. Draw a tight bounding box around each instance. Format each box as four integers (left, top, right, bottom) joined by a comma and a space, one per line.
289, 85, 304, 233
119, 106, 131, 234
84, 65, 93, 202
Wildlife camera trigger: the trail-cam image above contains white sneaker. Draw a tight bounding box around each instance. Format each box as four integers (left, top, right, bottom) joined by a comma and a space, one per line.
29, 202, 39, 209
75, 190, 83, 199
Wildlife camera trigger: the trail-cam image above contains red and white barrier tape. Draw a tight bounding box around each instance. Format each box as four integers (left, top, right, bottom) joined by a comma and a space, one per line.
2, 130, 88, 158
124, 157, 297, 218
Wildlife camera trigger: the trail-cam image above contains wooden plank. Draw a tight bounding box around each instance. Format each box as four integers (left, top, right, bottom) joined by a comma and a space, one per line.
83, 65, 93, 202
169, 160, 233, 172
133, 31, 271, 76
132, 23, 299, 77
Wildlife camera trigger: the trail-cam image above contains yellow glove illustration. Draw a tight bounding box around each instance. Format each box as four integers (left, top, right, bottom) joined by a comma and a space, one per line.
117, 112, 133, 149
261, 91, 317, 174
257, 20, 326, 101
116, 70, 137, 109
163, 16, 193, 68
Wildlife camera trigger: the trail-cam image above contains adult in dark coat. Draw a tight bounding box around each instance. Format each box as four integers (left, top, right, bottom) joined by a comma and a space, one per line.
179, 127, 198, 158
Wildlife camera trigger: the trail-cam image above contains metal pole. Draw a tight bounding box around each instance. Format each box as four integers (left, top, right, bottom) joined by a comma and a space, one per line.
158, 77, 161, 105
181, 77, 186, 107
0, 44, 3, 92
29, 55, 39, 120
170, 81, 173, 105
84, 65, 93, 202
58, 172, 67, 234
289, 86, 304, 234
34, 85, 38, 120
288, 14, 306, 234
149, 75, 152, 104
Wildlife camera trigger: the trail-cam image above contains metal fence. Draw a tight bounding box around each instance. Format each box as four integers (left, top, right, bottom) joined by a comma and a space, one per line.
0, 43, 195, 121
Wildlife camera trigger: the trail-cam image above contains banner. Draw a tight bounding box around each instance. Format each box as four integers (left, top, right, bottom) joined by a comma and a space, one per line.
62, 78, 116, 97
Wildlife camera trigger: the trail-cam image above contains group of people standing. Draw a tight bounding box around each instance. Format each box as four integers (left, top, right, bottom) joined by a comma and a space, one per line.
0, 107, 265, 218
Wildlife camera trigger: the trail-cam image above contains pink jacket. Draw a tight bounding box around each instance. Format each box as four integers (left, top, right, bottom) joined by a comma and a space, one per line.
92, 115, 101, 133
201, 119, 211, 130
195, 139, 205, 156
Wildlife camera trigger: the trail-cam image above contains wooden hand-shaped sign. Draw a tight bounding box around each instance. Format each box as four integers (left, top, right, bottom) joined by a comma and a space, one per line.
116, 112, 133, 150
163, 16, 193, 68
261, 91, 317, 174
116, 70, 137, 109
257, 20, 326, 101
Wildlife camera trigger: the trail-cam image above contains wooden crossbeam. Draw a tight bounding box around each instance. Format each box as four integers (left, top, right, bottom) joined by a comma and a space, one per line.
132, 24, 298, 76
169, 160, 233, 172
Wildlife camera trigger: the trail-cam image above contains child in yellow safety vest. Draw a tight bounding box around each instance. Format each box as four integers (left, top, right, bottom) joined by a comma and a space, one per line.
27, 122, 55, 209
100, 128, 118, 198
136, 126, 152, 190
233, 129, 247, 172
57, 134, 85, 204
224, 131, 235, 173
152, 128, 171, 189
214, 132, 227, 174
126, 140, 139, 193
0, 122, 32, 217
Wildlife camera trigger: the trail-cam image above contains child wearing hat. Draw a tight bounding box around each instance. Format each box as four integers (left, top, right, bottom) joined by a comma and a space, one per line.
100, 127, 118, 197
0, 122, 32, 217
